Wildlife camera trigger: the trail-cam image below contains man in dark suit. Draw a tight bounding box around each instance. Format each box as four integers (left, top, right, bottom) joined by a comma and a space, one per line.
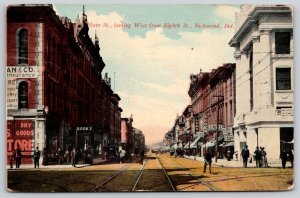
15, 146, 22, 168
203, 150, 213, 173
241, 145, 250, 168
34, 146, 41, 168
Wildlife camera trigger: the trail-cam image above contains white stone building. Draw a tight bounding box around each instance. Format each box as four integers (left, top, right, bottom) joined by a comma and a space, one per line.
229, 5, 293, 163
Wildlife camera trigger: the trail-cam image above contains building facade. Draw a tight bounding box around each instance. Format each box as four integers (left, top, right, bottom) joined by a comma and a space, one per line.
229, 5, 293, 163
187, 64, 235, 158
120, 116, 134, 155
6, 5, 122, 165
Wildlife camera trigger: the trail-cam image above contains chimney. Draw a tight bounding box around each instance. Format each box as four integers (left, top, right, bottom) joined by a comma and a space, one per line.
105, 73, 108, 81
108, 77, 111, 86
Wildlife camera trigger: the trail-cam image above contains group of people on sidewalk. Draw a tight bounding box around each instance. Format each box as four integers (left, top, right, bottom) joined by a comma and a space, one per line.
10, 146, 41, 169
241, 145, 293, 168
241, 146, 268, 168
201, 145, 294, 174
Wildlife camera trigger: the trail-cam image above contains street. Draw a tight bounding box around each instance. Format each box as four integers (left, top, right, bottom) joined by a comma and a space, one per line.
7, 153, 293, 192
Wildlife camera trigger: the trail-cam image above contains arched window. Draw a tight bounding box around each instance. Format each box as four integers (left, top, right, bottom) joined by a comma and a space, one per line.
18, 29, 28, 64
18, 81, 28, 109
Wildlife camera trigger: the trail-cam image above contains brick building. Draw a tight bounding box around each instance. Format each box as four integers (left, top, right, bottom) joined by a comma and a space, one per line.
169, 63, 235, 158
120, 116, 134, 156
6, 5, 122, 165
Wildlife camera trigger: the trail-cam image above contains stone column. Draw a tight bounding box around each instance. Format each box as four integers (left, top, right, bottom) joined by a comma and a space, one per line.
253, 29, 272, 108
35, 22, 46, 165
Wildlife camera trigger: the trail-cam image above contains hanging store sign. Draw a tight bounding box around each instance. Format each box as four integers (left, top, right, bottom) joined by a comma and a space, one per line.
223, 127, 234, 142
76, 126, 93, 131
208, 124, 224, 131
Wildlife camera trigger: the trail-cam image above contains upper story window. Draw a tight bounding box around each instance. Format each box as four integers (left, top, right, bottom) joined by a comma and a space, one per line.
276, 68, 291, 90
18, 29, 28, 64
275, 32, 291, 54
18, 81, 28, 109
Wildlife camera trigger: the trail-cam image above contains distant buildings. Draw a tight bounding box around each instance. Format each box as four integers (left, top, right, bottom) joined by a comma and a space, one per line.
120, 116, 145, 156
165, 64, 235, 158
164, 5, 293, 163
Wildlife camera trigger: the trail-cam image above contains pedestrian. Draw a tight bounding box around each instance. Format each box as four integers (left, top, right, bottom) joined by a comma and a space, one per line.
71, 148, 76, 167
10, 150, 16, 169
261, 147, 268, 167
203, 150, 212, 174
140, 149, 145, 165
57, 148, 64, 165
241, 145, 250, 168
64, 149, 70, 164
288, 149, 294, 168
254, 147, 262, 168
227, 149, 231, 161
280, 150, 288, 168
119, 148, 126, 163
33, 146, 41, 168
15, 146, 22, 168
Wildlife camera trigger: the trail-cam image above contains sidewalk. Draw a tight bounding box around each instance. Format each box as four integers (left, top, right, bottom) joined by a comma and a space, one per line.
6, 157, 107, 170
184, 155, 282, 168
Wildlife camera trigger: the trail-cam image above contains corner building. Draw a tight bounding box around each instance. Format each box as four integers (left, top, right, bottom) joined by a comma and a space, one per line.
6, 5, 122, 165
229, 5, 294, 163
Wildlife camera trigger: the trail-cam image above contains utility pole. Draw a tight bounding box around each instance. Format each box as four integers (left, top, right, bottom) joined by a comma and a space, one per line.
214, 95, 224, 163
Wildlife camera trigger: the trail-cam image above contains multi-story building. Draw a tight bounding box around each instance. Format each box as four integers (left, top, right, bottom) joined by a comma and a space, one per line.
188, 71, 210, 155
206, 64, 235, 158
187, 64, 235, 158
6, 5, 122, 165
229, 5, 293, 163
120, 116, 134, 155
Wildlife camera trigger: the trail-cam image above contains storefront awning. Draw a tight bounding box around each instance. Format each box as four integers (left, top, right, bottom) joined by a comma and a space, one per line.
184, 143, 190, 149
204, 141, 216, 148
190, 136, 202, 148
224, 142, 234, 147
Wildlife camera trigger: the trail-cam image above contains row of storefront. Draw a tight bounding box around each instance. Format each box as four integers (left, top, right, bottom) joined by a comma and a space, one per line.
164, 5, 294, 163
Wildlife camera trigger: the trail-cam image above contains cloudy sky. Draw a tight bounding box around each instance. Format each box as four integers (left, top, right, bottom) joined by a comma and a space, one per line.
55, 4, 239, 145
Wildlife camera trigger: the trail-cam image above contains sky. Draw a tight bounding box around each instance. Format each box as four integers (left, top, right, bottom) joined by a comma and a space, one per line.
54, 4, 239, 145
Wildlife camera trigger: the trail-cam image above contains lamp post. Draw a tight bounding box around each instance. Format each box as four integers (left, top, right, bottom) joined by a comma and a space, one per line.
213, 95, 224, 163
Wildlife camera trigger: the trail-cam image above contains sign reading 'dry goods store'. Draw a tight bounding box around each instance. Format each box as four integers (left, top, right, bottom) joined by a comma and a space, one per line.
7, 120, 34, 164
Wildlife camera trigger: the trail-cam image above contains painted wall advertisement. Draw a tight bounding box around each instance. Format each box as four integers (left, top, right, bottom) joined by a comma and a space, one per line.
7, 120, 34, 164
6, 66, 38, 109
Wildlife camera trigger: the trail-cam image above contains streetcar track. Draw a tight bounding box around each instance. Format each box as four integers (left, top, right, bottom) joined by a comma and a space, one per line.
129, 154, 176, 191
90, 163, 134, 192
156, 157, 176, 191
158, 154, 219, 191
159, 154, 294, 190
131, 159, 148, 191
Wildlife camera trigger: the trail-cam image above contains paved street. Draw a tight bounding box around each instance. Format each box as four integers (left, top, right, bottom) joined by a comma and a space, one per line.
7, 153, 293, 192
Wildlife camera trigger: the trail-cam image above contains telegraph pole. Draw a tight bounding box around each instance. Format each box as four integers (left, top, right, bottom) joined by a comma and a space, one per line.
214, 95, 224, 163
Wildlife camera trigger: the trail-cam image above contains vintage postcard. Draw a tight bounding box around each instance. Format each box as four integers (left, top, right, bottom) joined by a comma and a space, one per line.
6, 4, 294, 192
